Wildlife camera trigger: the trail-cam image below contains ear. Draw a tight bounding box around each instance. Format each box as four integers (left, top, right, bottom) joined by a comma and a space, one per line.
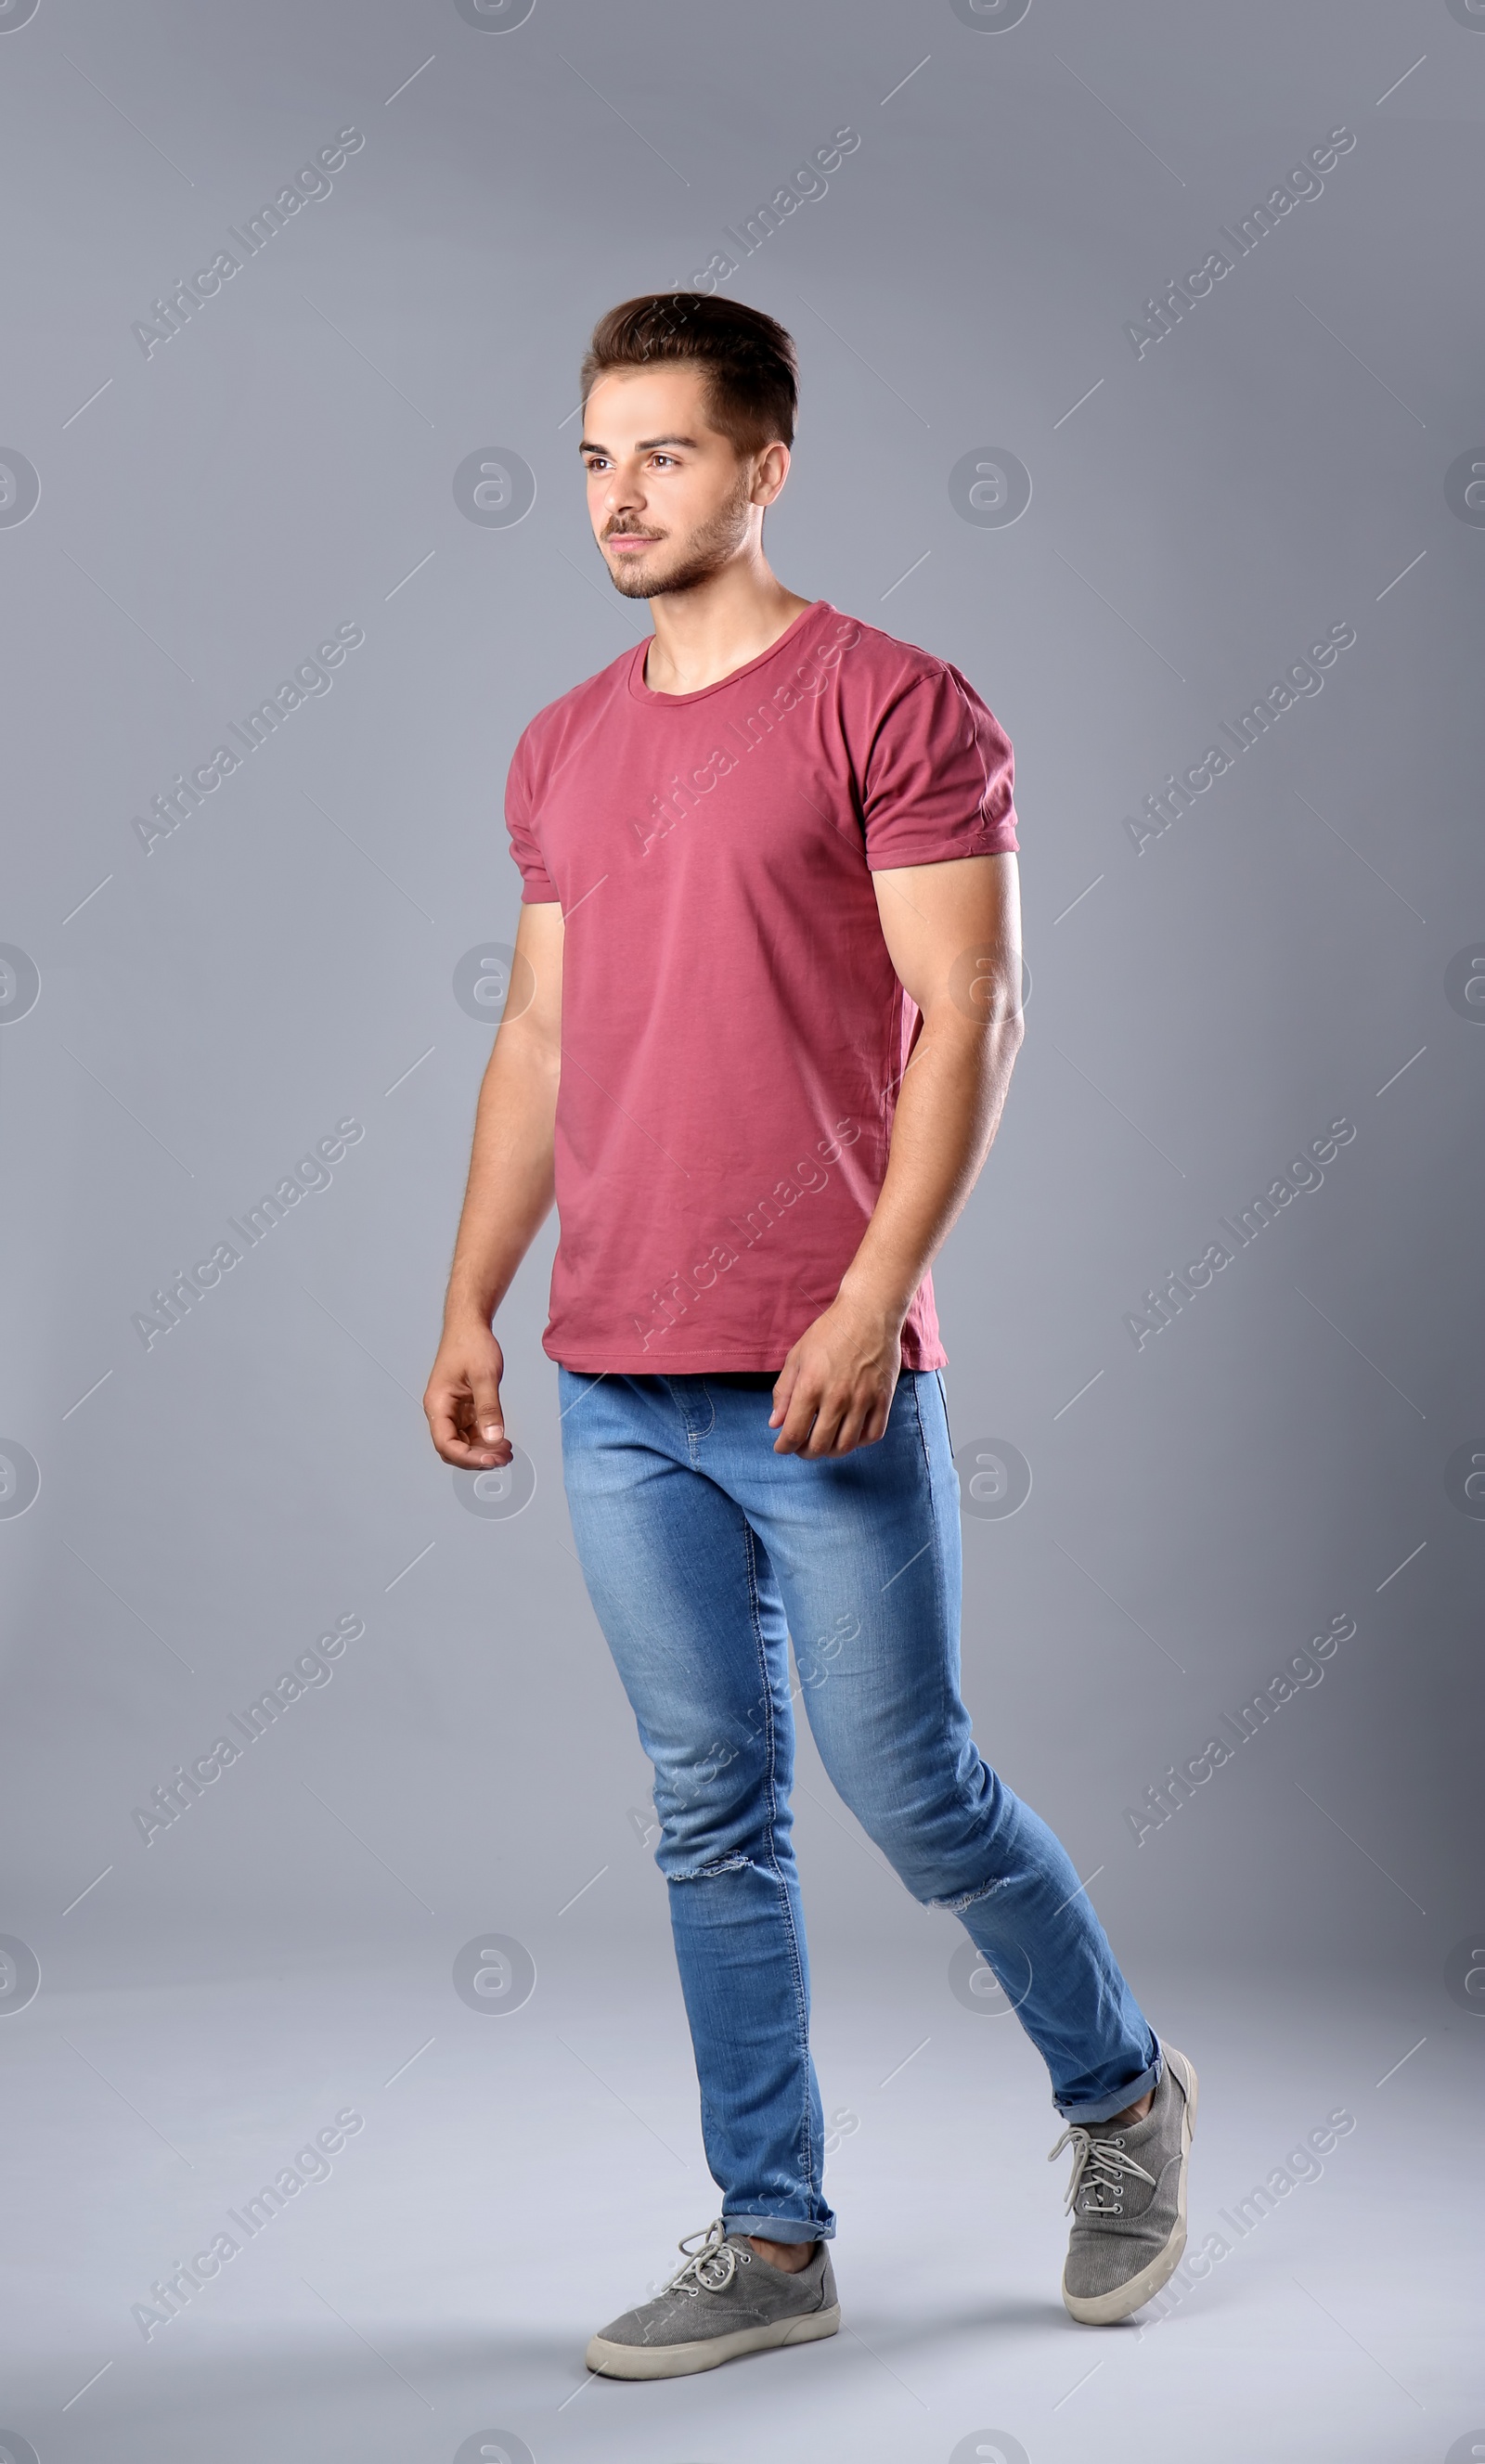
753, 441, 792, 505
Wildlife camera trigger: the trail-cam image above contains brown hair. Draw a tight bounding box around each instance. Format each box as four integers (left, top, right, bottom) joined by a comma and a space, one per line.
580, 291, 798, 458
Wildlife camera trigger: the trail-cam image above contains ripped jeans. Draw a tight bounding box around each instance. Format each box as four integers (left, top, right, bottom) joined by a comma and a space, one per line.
557, 1366, 1159, 2244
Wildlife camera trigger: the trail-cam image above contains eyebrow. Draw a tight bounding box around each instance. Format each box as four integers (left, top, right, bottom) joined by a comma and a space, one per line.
578, 433, 700, 457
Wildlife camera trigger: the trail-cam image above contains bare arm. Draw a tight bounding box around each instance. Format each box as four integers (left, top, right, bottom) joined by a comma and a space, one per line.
770, 850, 1024, 1457
422, 899, 564, 1468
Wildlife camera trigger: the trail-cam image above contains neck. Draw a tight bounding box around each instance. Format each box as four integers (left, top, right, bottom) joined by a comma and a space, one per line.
642, 557, 814, 694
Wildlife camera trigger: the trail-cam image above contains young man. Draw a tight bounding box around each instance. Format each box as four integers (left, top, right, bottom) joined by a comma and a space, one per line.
424, 292, 1195, 2379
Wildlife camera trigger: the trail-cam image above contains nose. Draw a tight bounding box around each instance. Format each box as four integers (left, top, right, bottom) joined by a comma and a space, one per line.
602, 463, 646, 523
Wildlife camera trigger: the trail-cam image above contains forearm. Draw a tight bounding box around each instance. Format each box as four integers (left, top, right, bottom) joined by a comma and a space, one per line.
838, 1003, 1024, 1324
442, 1026, 560, 1329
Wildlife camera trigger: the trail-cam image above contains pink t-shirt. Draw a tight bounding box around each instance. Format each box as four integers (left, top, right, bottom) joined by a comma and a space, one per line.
504, 598, 1018, 1373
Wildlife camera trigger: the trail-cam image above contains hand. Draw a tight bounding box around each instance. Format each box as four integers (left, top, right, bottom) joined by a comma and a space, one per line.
769, 1289, 905, 1458
423, 1320, 510, 1468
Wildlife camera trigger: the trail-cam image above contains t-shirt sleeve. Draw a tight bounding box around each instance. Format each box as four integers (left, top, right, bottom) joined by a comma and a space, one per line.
503, 725, 561, 903
860, 661, 1018, 869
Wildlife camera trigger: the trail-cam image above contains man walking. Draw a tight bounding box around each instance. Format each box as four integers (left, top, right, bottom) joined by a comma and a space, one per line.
424, 291, 1195, 2377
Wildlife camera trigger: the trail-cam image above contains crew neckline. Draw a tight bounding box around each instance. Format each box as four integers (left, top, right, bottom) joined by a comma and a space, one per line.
626, 599, 833, 706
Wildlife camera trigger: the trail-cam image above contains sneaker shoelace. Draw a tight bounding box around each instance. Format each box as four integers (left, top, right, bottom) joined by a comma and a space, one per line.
1048, 2122, 1156, 2217
663, 2217, 755, 2297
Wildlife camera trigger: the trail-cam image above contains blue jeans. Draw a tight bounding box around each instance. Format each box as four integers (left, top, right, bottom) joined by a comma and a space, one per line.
558, 1365, 1159, 2245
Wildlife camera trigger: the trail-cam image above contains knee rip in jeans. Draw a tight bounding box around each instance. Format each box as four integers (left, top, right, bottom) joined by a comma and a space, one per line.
666, 1851, 754, 1883
926, 1875, 1007, 1916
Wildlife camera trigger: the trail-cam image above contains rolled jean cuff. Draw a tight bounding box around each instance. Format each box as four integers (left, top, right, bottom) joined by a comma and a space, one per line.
722, 2211, 835, 2244
1054, 2045, 1163, 2126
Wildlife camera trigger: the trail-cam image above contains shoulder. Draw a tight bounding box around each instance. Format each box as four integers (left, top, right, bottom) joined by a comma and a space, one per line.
824, 610, 999, 734
826, 609, 979, 705
510, 642, 638, 777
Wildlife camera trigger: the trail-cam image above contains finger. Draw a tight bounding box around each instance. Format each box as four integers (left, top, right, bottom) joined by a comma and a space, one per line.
800, 1389, 850, 1458
827, 1401, 871, 1456
772, 1379, 821, 1455
440, 1429, 513, 1468
426, 1378, 509, 1469
470, 1368, 507, 1454
843, 1387, 894, 1452
768, 1360, 798, 1429
424, 1382, 467, 1455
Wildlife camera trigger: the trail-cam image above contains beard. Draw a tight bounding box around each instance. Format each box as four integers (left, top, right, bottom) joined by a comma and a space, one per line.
603, 471, 755, 600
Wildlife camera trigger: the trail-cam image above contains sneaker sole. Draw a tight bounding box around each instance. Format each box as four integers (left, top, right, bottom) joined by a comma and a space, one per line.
586, 2302, 842, 2380
1063, 2045, 1199, 2327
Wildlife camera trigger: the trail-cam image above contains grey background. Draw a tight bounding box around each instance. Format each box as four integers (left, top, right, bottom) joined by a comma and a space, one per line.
0, 1, 1480, 2458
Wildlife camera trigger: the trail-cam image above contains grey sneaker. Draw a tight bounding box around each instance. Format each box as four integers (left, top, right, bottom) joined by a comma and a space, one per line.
585, 2218, 841, 2380
1049, 2043, 1198, 2325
